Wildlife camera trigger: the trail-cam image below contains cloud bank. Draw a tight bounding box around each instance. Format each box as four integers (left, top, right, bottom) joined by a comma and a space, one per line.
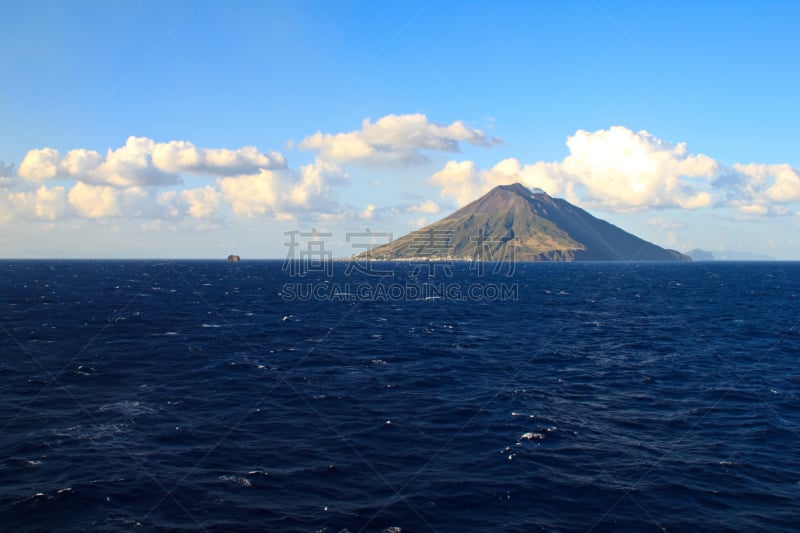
3, 114, 495, 224
4, 120, 799, 228
429, 126, 799, 216
17, 137, 287, 187
4, 137, 346, 223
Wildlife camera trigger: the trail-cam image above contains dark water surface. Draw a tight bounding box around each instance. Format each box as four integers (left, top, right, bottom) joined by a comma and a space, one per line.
1, 260, 799, 531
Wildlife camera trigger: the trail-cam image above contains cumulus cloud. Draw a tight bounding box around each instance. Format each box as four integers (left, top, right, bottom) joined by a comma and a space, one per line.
430, 158, 570, 207
60, 149, 104, 178
17, 137, 286, 187
68, 182, 123, 218
11, 123, 797, 230
174, 186, 224, 219
89, 138, 180, 187
7, 185, 70, 221
4, 157, 346, 224
64, 182, 170, 219
290, 159, 349, 209
715, 163, 800, 215
7, 137, 336, 224
218, 159, 348, 218
560, 127, 718, 210
151, 141, 286, 176
18, 148, 62, 182
408, 200, 441, 214
430, 126, 718, 212
218, 170, 281, 217
299, 113, 500, 166
429, 160, 483, 206
0, 180, 229, 224
2, 116, 493, 226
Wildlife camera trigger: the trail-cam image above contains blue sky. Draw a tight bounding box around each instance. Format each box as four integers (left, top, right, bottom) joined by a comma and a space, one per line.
2, 0, 799, 259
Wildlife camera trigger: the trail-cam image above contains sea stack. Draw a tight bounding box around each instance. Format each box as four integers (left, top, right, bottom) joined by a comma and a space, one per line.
227, 254, 241, 262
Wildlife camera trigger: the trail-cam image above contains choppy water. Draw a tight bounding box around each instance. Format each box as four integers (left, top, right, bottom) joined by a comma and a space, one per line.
1, 260, 799, 531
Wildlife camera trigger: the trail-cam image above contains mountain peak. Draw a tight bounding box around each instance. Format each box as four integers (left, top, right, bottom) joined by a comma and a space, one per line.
496, 182, 536, 194
488, 183, 547, 197
361, 184, 689, 262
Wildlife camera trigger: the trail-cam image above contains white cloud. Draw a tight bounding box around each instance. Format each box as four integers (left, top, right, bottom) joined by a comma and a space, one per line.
60, 149, 104, 177
763, 164, 800, 202
716, 163, 800, 215
18, 148, 62, 181
8, 185, 70, 221
408, 200, 441, 214
290, 159, 348, 209
299, 113, 500, 166
218, 159, 348, 218
428, 158, 569, 207
218, 170, 280, 217
430, 126, 718, 211
429, 160, 483, 206
68, 182, 122, 218
0, 180, 227, 224
11, 123, 798, 232
64, 182, 166, 219
175, 186, 223, 219
560, 127, 718, 210
5, 157, 347, 225
486, 158, 569, 198
8, 137, 339, 224
361, 204, 376, 219
151, 141, 286, 175
16, 137, 287, 187
88, 137, 180, 187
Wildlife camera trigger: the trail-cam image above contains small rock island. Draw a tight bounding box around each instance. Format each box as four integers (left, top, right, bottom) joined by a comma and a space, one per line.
226, 254, 241, 263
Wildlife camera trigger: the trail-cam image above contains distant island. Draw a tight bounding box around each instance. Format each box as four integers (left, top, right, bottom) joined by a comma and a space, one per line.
227, 254, 241, 262
685, 249, 774, 261
359, 183, 689, 262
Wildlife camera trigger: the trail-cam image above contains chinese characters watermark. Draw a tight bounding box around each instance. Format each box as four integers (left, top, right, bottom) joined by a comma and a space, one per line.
279, 227, 519, 302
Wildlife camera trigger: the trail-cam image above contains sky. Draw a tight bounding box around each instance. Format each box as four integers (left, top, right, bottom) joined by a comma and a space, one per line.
2, 0, 799, 259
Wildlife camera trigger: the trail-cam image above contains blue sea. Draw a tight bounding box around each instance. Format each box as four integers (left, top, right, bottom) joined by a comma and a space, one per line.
1, 260, 799, 531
